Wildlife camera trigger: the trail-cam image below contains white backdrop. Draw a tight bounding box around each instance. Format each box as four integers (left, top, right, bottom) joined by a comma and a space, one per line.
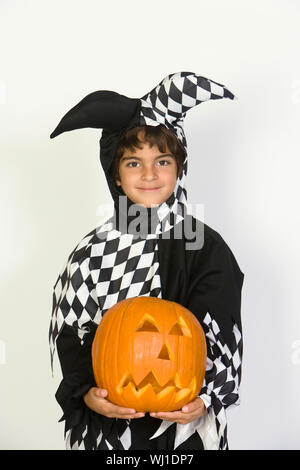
1, 0, 299, 450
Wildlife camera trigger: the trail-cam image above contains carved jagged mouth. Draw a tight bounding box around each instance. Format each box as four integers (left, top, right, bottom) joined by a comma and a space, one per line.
122, 371, 181, 394
117, 370, 196, 402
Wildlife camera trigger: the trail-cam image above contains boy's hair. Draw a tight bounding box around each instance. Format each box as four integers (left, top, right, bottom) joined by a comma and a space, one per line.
110, 124, 186, 184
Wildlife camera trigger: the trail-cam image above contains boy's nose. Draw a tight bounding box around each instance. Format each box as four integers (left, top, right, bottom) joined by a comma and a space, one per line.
141, 166, 158, 179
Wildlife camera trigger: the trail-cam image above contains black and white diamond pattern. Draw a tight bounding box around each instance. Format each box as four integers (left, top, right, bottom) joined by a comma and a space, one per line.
140, 71, 236, 153
197, 312, 243, 449
49, 231, 162, 369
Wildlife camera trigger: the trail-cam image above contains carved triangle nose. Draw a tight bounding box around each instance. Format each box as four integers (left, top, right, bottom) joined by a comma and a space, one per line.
158, 343, 170, 360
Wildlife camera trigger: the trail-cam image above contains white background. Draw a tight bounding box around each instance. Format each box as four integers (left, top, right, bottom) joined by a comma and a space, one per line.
0, 0, 299, 450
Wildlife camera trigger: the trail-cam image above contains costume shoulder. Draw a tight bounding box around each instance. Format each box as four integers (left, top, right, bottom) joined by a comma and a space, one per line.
203, 221, 244, 276
185, 215, 244, 348
52, 223, 108, 299
185, 214, 244, 271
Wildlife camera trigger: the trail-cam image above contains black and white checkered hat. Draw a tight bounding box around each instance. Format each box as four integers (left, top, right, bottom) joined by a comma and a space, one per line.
50, 71, 235, 145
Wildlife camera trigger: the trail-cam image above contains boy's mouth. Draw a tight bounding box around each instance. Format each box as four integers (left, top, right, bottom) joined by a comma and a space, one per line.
137, 187, 161, 192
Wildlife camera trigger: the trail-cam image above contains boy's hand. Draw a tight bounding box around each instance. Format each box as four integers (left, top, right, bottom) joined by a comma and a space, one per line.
83, 387, 145, 419
149, 397, 207, 424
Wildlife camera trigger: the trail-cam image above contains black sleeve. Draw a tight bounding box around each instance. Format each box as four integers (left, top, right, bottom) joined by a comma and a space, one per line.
186, 224, 244, 412
55, 321, 97, 426
55, 319, 121, 449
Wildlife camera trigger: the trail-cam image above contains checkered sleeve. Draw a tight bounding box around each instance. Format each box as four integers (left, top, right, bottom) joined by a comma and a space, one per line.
198, 312, 243, 412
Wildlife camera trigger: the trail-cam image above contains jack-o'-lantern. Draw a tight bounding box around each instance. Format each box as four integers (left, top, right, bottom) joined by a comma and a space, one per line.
92, 296, 206, 412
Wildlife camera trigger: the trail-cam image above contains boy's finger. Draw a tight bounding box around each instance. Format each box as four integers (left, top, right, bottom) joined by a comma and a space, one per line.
96, 393, 145, 417
124, 412, 145, 419
115, 406, 137, 415
182, 404, 195, 413
182, 398, 204, 413
108, 405, 145, 418
110, 413, 145, 419
110, 403, 145, 416
93, 388, 108, 398
151, 411, 180, 419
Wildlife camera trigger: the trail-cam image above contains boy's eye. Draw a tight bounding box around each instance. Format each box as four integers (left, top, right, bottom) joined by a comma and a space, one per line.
157, 160, 170, 166
127, 161, 139, 167
126, 160, 171, 168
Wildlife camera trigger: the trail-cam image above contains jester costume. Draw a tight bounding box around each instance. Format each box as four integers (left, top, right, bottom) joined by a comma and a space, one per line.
49, 71, 244, 450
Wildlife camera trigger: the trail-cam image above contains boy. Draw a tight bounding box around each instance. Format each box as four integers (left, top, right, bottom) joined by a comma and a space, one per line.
50, 72, 244, 450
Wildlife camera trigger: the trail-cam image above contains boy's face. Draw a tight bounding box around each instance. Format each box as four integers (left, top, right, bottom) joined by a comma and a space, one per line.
115, 140, 178, 208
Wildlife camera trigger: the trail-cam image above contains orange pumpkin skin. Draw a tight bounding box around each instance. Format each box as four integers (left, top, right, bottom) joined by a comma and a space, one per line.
92, 296, 207, 412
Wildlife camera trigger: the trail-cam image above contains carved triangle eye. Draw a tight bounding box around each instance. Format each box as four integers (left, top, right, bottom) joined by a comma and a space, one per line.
136, 315, 160, 333
168, 316, 192, 337
168, 323, 184, 336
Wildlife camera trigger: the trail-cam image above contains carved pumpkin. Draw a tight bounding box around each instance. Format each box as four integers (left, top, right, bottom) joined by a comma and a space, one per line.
92, 296, 206, 412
